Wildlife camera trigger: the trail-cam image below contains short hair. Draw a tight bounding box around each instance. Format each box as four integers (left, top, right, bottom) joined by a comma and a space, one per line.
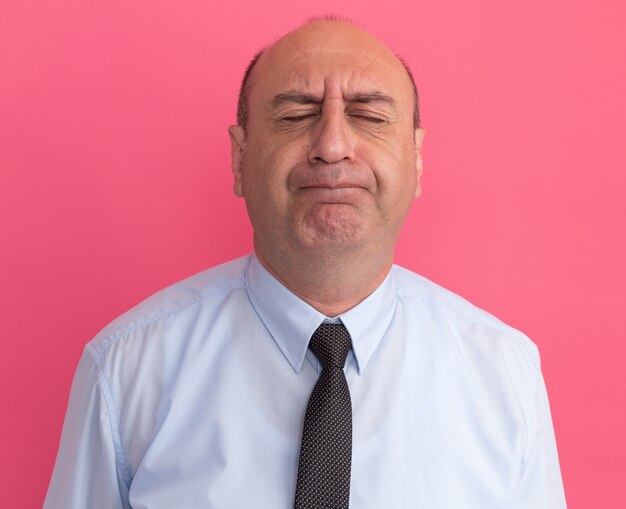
235, 20, 421, 132
236, 49, 265, 132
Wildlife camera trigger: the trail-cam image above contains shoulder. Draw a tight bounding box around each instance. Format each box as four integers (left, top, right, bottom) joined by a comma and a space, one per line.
393, 265, 545, 462
392, 263, 540, 376
86, 255, 252, 361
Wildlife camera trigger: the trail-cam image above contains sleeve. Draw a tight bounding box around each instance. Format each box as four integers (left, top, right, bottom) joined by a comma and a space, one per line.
43, 348, 130, 509
511, 368, 568, 509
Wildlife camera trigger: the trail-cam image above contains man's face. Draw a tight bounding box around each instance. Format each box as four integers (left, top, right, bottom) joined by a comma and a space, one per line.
230, 21, 424, 263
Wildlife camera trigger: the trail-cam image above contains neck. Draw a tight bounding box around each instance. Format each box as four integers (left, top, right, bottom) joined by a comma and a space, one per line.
254, 243, 393, 317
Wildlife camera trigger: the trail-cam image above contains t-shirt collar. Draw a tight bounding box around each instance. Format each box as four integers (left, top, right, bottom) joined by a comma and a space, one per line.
245, 254, 397, 375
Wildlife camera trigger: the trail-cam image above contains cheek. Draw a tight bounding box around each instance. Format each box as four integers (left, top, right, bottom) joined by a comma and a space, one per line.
242, 140, 299, 200
361, 141, 416, 193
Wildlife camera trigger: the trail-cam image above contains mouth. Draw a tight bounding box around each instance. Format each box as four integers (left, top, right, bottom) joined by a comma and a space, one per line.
298, 186, 365, 203
290, 163, 375, 193
302, 182, 365, 190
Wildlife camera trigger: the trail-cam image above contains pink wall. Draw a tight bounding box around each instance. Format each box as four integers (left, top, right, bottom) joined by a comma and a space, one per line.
1, 1, 624, 507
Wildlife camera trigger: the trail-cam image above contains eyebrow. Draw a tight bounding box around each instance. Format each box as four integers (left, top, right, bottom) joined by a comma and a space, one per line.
272, 91, 396, 108
273, 92, 322, 106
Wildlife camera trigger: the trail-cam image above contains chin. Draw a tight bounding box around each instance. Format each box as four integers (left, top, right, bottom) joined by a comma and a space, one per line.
300, 223, 367, 248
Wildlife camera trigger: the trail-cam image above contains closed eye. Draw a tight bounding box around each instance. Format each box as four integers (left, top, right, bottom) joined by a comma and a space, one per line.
281, 113, 319, 122
352, 115, 385, 124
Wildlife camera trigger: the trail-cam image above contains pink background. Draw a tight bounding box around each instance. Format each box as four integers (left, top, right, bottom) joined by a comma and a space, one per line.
1, 1, 625, 507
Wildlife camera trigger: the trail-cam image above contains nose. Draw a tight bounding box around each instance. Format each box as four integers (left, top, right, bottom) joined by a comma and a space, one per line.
308, 103, 356, 164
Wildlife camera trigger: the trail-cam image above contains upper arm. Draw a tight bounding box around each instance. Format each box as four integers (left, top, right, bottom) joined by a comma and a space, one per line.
44, 348, 130, 509
511, 365, 567, 508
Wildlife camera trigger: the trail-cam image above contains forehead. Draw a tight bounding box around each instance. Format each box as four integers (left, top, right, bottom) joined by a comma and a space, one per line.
249, 22, 413, 104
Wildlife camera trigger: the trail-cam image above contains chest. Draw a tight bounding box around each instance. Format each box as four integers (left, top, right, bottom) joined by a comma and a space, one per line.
124, 353, 523, 509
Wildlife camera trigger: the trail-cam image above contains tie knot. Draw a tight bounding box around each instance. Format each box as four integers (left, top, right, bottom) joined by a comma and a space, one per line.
308, 323, 352, 369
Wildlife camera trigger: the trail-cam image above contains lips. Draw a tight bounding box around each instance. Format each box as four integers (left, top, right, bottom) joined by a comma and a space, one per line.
296, 186, 365, 206
289, 164, 375, 192
303, 182, 364, 190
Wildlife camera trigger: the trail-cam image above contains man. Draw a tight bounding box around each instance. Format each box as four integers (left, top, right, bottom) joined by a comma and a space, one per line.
45, 19, 567, 508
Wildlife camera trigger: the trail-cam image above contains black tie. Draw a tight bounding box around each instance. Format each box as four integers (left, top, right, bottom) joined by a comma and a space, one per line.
294, 323, 353, 509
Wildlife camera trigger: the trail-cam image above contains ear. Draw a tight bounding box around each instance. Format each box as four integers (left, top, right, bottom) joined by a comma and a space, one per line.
413, 128, 426, 198
228, 125, 246, 198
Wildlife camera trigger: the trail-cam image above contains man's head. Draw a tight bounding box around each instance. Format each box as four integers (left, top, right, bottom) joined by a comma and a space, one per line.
228, 19, 425, 276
